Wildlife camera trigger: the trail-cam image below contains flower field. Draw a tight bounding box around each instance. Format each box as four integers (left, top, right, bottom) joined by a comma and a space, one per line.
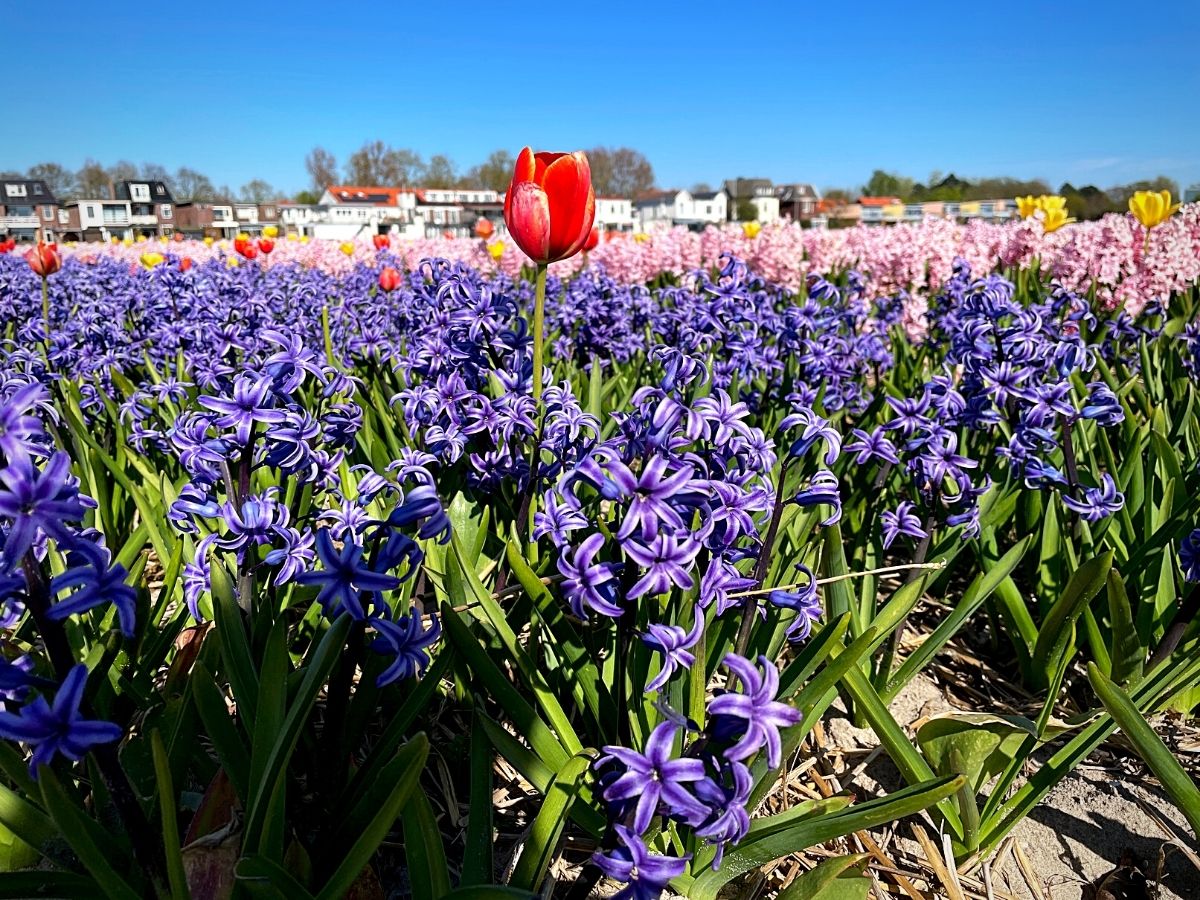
0, 170, 1199, 898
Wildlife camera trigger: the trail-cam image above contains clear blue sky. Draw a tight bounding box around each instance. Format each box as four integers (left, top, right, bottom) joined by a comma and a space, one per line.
3, 0, 1198, 196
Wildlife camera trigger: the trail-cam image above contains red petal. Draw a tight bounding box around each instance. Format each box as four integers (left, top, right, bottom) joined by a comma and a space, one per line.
504, 147, 537, 223
506, 181, 551, 263
542, 152, 594, 261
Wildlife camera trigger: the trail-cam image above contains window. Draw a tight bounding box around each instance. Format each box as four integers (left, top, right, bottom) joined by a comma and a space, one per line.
161, 205, 172, 219
4, 184, 26, 197
42, 206, 53, 220
87, 205, 97, 218
155, 184, 165, 195
33, 184, 43, 195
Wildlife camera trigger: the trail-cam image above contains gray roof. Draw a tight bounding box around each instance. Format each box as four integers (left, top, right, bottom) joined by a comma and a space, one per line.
776, 183, 819, 201
1, 179, 57, 204
116, 180, 175, 203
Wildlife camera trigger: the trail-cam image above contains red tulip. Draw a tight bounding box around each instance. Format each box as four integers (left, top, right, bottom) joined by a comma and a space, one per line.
0, 238, 13, 253
503, 147, 595, 264
442, 229, 454, 240
582, 227, 600, 252
180, 257, 193, 271
25, 242, 62, 277
378, 266, 401, 293
257, 238, 275, 254
373, 234, 390, 250
474, 217, 495, 239
173, 232, 184, 242
234, 236, 257, 259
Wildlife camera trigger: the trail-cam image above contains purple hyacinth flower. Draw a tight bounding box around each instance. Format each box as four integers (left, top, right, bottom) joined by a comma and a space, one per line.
881, 501, 928, 550
198, 372, 288, 445
532, 491, 589, 547
263, 527, 315, 585
592, 824, 689, 900
0, 665, 122, 776
778, 407, 841, 465
48, 539, 137, 638
693, 760, 752, 870
709, 654, 801, 769
791, 470, 842, 526
1181, 529, 1200, 583
624, 534, 702, 600
0, 382, 48, 465
844, 427, 900, 466
371, 612, 441, 687
767, 564, 822, 643
1080, 382, 1124, 427
0, 452, 87, 566
598, 721, 710, 832
295, 529, 402, 621
386, 485, 451, 544
642, 608, 704, 693
611, 455, 695, 543
1061, 473, 1124, 523
558, 533, 624, 620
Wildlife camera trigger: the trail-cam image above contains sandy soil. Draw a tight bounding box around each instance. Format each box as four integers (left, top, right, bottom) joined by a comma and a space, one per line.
823, 675, 1199, 899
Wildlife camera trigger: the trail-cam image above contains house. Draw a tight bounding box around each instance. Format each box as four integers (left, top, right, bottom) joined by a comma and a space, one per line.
414, 188, 504, 237
775, 183, 821, 221
318, 185, 419, 239
0, 179, 58, 242
725, 179, 780, 222
115, 180, 175, 237
57, 199, 135, 242
634, 189, 729, 230
595, 196, 634, 232
279, 202, 321, 235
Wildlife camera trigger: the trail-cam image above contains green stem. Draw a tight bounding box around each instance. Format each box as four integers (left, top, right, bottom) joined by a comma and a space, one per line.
531, 264, 548, 405
41, 277, 50, 356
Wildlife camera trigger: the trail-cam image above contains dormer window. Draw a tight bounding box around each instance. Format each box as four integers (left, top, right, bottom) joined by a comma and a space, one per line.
155, 184, 165, 195
33, 184, 43, 195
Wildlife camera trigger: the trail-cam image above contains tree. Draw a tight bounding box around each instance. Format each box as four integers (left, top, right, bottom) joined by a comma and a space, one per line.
1107, 176, 1181, 206
25, 163, 76, 201
690, 182, 713, 194
240, 179, 277, 203
822, 188, 853, 202
345, 141, 425, 186
424, 154, 457, 188
140, 163, 175, 192
174, 167, 216, 202
305, 147, 339, 192
863, 170, 914, 199
294, 190, 321, 205
589, 146, 655, 198
107, 160, 140, 186
734, 198, 758, 222
462, 150, 515, 192
76, 159, 111, 199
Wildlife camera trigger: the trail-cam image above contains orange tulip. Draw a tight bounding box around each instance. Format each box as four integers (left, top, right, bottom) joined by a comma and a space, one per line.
378, 266, 401, 292
502, 147, 595, 264
180, 257, 193, 272
474, 217, 495, 239
25, 242, 62, 277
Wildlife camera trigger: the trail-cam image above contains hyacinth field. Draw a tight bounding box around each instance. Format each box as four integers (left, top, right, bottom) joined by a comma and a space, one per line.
1, 189, 1200, 899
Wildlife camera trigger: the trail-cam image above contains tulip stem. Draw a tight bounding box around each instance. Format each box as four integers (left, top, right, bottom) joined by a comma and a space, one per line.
531, 264, 548, 406
41, 278, 50, 356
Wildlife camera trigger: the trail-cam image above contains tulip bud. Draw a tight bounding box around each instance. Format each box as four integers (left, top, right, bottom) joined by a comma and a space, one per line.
474, 217, 495, 240
139, 251, 165, 269
25, 242, 63, 278
742, 221, 762, 239
503, 147, 595, 264
180, 257, 193, 271
257, 238, 275, 255
204, 236, 214, 247
378, 266, 401, 292
373, 234, 390, 250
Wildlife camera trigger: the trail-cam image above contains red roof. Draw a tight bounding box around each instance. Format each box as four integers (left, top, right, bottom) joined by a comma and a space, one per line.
858, 196, 903, 207
325, 185, 416, 206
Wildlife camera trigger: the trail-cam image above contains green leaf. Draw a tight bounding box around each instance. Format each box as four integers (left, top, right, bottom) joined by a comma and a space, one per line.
0, 782, 57, 863
1032, 552, 1113, 692
315, 733, 429, 900
235, 855, 317, 899
461, 710, 494, 887
209, 561, 259, 723
191, 660, 251, 802
401, 791, 451, 900
1106, 569, 1144, 686
686, 775, 964, 900
37, 768, 142, 900
1088, 663, 1200, 836
775, 855, 871, 900
510, 754, 592, 892
151, 731, 190, 900
0, 872, 103, 898
916, 712, 1055, 794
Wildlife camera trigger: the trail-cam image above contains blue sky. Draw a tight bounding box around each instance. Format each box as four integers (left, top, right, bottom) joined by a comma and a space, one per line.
3, 1, 1198, 196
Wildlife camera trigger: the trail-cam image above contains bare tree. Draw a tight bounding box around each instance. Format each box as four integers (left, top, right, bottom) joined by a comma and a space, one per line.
76, 160, 111, 198
26, 162, 76, 201
240, 179, 277, 203
345, 141, 425, 186
424, 154, 457, 188
107, 160, 139, 187
174, 167, 216, 202
140, 163, 176, 193
588, 147, 655, 198
305, 147, 339, 192
462, 149, 515, 192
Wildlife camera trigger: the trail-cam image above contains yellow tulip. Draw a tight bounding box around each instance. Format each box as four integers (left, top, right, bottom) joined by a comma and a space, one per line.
158, 235, 168, 244
227, 256, 239, 267
262, 225, 279, 238
1015, 196, 1039, 218
1129, 189, 1179, 230
1037, 195, 1067, 213
742, 221, 762, 239
300, 236, 309, 244
139, 252, 165, 269
486, 240, 505, 261
340, 242, 354, 256
237, 232, 250, 243
122, 238, 133, 247
1040, 207, 1075, 233
204, 236, 214, 247
110, 236, 120, 245
286, 233, 298, 241
633, 232, 649, 244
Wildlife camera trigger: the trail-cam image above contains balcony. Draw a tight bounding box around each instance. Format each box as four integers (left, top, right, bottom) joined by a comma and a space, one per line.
129, 214, 158, 225
0, 215, 39, 228
100, 215, 130, 227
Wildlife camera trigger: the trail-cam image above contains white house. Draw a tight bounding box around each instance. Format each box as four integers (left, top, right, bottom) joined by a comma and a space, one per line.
676, 189, 728, 226
316, 185, 420, 239
595, 196, 635, 232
